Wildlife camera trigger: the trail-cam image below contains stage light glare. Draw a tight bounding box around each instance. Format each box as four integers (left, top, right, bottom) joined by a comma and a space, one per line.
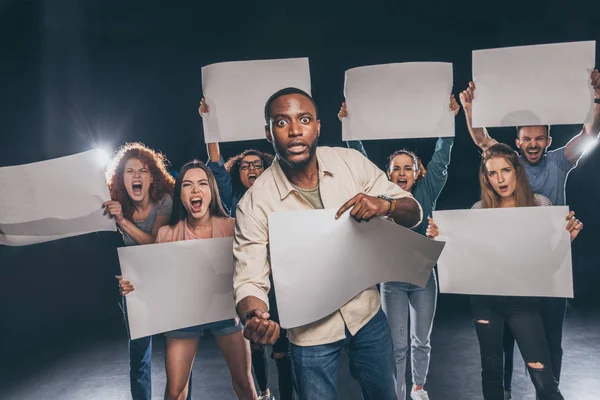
95, 148, 111, 166
583, 139, 597, 155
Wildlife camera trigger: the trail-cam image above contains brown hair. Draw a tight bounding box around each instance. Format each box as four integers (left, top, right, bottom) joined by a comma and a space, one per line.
479, 143, 535, 208
170, 160, 229, 225
387, 149, 427, 182
516, 125, 551, 138
224, 149, 274, 195
106, 142, 175, 221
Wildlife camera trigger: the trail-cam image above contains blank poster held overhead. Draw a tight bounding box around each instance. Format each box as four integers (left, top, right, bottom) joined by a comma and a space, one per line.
472, 41, 596, 128
0, 150, 116, 246
268, 209, 445, 329
342, 62, 454, 141
201, 57, 312, 143
432, 206, 573, 298
118, 237, 237, 340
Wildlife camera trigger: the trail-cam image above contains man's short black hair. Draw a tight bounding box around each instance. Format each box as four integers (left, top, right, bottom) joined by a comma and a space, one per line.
515, 125, 551, 138
264, 87, 318, 126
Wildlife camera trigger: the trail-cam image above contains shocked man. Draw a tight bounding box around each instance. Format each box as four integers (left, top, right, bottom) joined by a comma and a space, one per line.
232, 87, 422, 400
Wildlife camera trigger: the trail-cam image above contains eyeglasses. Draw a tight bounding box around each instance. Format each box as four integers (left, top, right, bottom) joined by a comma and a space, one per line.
239, 160, 265, 170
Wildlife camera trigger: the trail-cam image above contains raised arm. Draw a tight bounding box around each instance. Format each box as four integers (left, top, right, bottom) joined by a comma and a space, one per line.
459, 81, 498, 151
338, 101, 369, 158
199, 98, 235, 209
418, 95, 460, 201
564, 69, 600, 164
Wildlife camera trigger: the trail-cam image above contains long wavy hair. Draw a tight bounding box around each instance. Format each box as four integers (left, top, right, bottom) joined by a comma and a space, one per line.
169, 160, 229, 226
224, 149, 274, 196
479, 143, 535, 208
387, 149, 427, 185
106, 142, 175, 221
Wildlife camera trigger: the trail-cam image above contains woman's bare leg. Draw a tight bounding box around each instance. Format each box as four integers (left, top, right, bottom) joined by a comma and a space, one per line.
215, 331, 258, 400
164, 337, 200, 400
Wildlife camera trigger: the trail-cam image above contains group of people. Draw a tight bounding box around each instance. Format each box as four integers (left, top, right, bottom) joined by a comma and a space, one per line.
107, 68, 599, 400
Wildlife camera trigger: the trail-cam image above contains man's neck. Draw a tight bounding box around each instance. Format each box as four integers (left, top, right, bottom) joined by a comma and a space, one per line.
281, 156, 319, 190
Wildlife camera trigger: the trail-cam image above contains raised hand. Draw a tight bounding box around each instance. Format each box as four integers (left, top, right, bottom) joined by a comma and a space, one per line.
565, 211, 583, 241
338, 102, 348, 121
198, 97, 209, 115
426, 217, 439, 238
459, 81, 476, 116
592, 69, 600, 99
450, 94, 460, 116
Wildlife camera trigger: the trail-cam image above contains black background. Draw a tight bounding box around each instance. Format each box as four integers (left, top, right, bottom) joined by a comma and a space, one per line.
1, 0, 598, 360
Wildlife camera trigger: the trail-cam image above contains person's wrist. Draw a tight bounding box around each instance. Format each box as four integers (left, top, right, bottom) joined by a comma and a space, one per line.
377, 195, 395, 216
594, 98, 600, 104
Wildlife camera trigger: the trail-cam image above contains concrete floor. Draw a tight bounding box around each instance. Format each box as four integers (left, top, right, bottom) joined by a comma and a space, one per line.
1, 298, 599, 399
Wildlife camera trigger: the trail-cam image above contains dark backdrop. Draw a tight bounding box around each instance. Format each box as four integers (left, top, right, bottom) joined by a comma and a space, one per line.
1, 0, 599, 360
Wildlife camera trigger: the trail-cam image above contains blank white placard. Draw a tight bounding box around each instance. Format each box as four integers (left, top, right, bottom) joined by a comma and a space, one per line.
342, 62, 454, 141
0, 150, 116, 246
472, 41, 596, 128
118, 237, 237, 340
433, 206, 573, 298
269, 209, 445, 329
201, 57, 311, 143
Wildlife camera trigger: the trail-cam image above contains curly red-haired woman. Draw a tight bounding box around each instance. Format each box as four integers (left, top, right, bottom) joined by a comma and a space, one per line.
104, 142, 182, 400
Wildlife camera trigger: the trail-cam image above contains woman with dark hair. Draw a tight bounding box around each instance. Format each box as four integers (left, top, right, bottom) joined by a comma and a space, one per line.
199, 99, 290, 400
104, 142, 178, 400
120, 160, 257, 400
338, 95, 459, 400
427, 143, 582, 400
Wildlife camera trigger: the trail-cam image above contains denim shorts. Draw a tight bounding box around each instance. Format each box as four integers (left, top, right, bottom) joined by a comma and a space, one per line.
164, 318, 243, 339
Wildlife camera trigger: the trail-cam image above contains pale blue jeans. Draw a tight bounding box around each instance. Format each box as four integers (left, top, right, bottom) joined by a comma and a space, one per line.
381, 271, 437, 399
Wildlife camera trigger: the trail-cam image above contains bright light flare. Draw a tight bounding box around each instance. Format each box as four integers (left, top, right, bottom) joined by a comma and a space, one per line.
582, 139, 598, 155
95, 148, 111, 167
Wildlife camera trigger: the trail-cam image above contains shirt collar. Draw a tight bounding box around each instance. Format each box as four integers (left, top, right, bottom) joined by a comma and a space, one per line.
271, 147, 334, 200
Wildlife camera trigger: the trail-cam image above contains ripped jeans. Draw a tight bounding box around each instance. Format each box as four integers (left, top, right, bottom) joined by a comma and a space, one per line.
469, 295, 563, 400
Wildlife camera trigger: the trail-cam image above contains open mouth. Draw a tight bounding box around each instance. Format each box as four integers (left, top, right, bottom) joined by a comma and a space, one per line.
132, 182, 143, 196
190, 197, 203, 213
248, 173, 257, 185
498, 184, 509, 193
397, 178, 408, 189
287, 141, 308, 155
526, 148, 541, 159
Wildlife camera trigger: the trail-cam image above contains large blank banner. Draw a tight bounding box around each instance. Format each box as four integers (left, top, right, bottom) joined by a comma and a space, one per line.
472, 41, 596, 128
118, 237, 237, 340
201, 57, 311, 143
342, 62, 454, 141
269, 209, 445, 329
433, 206, 573, 298
0, 150, 116, 246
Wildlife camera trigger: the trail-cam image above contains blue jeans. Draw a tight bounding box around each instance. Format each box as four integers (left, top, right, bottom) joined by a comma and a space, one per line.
129, 336, 153, 400
380, 271, 438, 399
290, 308, 397, 400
